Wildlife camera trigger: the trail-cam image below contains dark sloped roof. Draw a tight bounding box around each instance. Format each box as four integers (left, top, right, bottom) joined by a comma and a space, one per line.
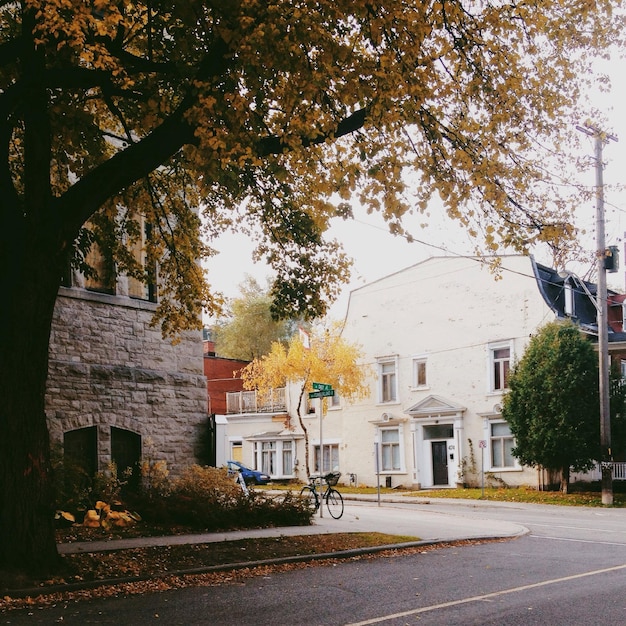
530, 257, 626, 343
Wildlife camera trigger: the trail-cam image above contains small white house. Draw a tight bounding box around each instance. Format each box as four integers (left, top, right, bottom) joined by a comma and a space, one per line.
221, 385, 313, 481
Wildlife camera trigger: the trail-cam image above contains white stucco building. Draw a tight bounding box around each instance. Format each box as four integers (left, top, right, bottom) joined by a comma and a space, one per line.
222, 254, 626, 489
335, 255, 554, 489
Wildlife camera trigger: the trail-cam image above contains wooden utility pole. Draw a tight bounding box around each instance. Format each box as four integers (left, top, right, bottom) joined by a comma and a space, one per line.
577, 123, 618, 506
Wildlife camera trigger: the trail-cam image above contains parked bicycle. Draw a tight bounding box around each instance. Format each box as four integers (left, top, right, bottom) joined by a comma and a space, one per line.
300, 471, 344, 519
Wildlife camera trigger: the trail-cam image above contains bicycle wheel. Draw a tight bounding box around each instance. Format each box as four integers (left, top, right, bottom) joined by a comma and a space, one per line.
325, 488, 344, 519
300, 485, 319, 511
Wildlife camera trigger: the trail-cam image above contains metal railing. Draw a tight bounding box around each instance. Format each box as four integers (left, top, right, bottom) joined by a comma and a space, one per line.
614, 463, 626, 480
226, 388, 286, 414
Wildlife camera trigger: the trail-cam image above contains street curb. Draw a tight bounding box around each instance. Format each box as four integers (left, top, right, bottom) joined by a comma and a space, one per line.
3, 534, 524, 600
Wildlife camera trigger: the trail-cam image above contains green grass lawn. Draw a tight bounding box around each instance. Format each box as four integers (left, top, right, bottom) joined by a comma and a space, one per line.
262, 483, 626, 507
406, 486, 626, 507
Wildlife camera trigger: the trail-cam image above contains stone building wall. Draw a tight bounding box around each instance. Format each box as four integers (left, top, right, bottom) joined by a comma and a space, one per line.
46, 286, 208, 476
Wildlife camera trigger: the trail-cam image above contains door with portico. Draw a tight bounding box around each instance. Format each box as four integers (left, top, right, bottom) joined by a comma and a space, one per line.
407, 395, 465, 489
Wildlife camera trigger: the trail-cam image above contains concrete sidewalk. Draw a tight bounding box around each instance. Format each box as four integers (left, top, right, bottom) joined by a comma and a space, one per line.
58, 492, 526, 555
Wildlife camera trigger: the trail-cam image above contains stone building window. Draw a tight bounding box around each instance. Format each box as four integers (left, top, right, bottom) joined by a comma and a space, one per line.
128, 216, 158, 303
111, 427, 142, 490
84, 239, 116, 294
63, 426, 98, 480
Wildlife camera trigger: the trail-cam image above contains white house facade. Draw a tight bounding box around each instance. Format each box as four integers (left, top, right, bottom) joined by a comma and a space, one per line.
221, 254, 626, 489
334, 255, 555, 489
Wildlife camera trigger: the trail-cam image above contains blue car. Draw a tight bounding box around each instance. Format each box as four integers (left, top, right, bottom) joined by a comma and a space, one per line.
227, 460, 271, 485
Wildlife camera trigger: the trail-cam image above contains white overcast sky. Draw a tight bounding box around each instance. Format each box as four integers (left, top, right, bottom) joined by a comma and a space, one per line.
203, 49, 626, 321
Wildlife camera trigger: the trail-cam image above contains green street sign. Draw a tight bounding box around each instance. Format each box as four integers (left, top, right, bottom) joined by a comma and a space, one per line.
308, 389, 335, 399
312, 382, 332, 391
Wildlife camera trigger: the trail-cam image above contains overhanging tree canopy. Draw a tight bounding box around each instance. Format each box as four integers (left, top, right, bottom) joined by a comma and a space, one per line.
1, 0, 623, 573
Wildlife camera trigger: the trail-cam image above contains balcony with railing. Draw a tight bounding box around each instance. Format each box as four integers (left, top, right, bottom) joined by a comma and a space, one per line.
226, 388, 287, 414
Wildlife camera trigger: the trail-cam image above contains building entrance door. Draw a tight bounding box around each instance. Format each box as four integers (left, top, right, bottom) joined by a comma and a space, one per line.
431, 441, 449, 485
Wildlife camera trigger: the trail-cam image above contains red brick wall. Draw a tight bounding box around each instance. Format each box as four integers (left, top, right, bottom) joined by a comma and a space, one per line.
204, 356, 250, 414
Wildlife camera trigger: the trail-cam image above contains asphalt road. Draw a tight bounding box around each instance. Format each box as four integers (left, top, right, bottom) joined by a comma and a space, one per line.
6, 499, 626, 625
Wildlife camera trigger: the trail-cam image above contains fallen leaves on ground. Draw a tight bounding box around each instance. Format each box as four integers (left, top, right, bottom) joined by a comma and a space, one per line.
63, 532, 418, 582
0, 524, 508, 615
0, 530, 416, 610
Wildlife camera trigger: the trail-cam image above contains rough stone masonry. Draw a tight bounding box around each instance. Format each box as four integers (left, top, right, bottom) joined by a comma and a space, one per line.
46, 285, 208, 477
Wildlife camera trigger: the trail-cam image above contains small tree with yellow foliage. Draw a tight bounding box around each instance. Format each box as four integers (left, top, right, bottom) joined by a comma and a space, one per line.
241, 325, 370, 478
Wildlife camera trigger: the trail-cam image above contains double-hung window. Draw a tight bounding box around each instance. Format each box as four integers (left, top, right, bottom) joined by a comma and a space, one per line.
490, 422, 515, 468
128, 216, 158, 303
314, 444, 339, 473
84, 235, 116, 295
412, 356, 427, 388
489, 343, 511, 391
282, 441, 293, 475
380, 428, 401, 471
378, 357, 398, 403
260, 441, 276, 475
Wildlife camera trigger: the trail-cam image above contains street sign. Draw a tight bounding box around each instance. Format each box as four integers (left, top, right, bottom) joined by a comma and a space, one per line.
308, 389, 335, 399
312, 382, 332, 391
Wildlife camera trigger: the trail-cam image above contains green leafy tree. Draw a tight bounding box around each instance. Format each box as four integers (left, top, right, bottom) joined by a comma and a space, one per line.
0, 1, 622, 574
213, 276, 295, 360
609, 363, 626, 461
502, 322, 600, 493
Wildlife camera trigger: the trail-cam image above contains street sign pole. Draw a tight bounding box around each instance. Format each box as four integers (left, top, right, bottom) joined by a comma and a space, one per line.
319, 396, 323, 518
309, 383, 335, 517
479, 439, 487, 498
308, 383, 334, 518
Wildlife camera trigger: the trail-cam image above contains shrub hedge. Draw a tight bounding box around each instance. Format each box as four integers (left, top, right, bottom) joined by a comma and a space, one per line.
55, 461, 314, 531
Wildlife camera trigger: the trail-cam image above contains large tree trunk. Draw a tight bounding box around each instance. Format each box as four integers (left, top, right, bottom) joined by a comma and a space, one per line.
0, 236, 65, 575
560, 466, 570, 494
